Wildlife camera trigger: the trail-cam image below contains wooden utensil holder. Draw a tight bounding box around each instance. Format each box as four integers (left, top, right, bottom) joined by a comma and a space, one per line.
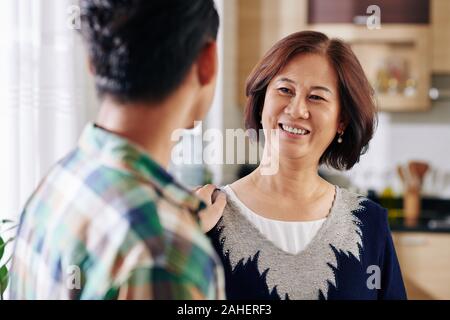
403, 188, 420, 227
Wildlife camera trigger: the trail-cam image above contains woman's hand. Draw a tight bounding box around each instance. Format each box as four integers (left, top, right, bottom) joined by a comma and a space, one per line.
195, 184, 227, 233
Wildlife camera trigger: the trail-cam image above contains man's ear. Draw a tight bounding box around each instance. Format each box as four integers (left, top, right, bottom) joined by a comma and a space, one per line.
196, 41, 217, 86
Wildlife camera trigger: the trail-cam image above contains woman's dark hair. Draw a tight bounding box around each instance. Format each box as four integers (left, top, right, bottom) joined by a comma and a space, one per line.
245, 31, 377, 170
79, 0, 219, 103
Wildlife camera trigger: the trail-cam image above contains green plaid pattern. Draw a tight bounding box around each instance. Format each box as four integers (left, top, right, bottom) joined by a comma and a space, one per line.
10, 123, 225, 300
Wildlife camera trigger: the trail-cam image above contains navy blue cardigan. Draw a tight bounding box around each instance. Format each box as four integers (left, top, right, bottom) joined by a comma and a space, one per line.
207, 186, 407, 300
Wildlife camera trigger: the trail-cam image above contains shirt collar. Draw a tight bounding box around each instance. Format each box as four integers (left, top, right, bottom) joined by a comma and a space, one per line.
78, 122, 206, 215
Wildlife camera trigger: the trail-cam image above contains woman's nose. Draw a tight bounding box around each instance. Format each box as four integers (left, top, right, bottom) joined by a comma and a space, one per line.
284, 97, 310, 119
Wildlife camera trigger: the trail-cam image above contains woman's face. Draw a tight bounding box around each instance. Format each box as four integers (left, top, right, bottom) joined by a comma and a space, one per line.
261, 53, 344, 163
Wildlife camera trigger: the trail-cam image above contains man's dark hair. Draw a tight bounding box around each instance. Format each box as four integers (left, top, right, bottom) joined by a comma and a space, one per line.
79, 0, 219, 103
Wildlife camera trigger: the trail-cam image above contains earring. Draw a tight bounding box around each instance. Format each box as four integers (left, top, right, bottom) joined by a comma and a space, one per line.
337, 131, 344, 144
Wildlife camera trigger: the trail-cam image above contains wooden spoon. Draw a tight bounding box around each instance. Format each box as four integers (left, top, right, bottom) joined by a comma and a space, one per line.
408, 161, 430, 188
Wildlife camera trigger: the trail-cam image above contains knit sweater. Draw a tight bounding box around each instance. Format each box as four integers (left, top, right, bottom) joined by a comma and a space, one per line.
207, 186, 407, 300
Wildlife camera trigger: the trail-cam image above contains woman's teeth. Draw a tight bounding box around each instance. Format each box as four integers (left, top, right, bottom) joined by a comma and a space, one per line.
281, 124, 309, 135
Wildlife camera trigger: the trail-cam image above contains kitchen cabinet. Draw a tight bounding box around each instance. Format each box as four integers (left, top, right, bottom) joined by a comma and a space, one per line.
308, 24, 431, 112
431, 0, 450, 73
236, 0, 440, 111
392, 232, 450, 299
308, 0, 432, 112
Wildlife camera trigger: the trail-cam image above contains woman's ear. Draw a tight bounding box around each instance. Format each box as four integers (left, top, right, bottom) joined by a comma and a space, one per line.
338, 120, 347, 134
337, 111, 349, 133
196, 41, 218, 86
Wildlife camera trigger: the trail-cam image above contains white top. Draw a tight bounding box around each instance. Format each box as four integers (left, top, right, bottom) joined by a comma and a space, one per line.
223, 185, 326, 255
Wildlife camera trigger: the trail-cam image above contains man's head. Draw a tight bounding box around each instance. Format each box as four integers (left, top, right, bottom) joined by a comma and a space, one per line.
80, 0, 219, 124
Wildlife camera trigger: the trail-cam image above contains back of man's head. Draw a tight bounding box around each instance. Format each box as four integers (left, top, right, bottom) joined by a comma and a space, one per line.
80, 0, 219, 104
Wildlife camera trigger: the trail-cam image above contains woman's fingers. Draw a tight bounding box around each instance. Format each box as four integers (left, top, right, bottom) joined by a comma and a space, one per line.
194, 184, 217, 205
210, 191, 226, 213
195, 185, 227, 233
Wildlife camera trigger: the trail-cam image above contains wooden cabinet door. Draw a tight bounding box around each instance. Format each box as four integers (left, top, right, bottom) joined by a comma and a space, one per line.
392, 232, 450, 299
432, 0, 450, 73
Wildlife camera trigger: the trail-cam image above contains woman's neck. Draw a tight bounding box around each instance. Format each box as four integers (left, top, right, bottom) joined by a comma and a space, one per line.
251, 158, 329, 203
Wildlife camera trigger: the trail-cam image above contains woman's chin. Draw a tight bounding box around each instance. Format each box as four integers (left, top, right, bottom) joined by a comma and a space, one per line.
278, 144, 310, 160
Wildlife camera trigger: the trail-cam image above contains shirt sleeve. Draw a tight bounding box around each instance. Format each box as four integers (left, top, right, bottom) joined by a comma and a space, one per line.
378, 209, 408, 300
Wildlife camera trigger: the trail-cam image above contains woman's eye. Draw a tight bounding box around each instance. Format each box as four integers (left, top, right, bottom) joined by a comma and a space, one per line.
278, 87, 292, 95
309, 94, 325, 101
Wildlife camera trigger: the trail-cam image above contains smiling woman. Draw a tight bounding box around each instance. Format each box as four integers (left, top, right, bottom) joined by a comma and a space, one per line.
245, 31, 376, 171
205, 31, 407, 300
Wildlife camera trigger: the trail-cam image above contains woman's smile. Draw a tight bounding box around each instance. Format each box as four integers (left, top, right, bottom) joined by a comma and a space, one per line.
278, 123, 311, 139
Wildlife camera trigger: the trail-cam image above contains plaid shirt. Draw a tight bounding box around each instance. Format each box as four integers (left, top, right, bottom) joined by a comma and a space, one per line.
10, 123, 225, 300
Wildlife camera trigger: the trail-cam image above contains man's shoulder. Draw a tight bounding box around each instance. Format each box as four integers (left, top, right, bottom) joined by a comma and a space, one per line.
22, 147, 210, 253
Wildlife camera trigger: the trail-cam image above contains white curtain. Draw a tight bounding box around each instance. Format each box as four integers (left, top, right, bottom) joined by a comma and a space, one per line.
0, 0, 98, 222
